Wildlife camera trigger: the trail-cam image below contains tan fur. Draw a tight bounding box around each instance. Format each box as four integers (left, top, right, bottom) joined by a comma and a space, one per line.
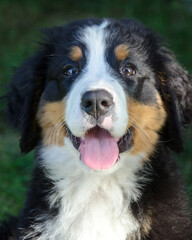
159, 74, 166, 85
36, 101, 66, 146
69, 46, 82, 61
114, 44, 130, 61
128, 94, 167, 158
140, 214, 152, 238
129, 214, 152, 240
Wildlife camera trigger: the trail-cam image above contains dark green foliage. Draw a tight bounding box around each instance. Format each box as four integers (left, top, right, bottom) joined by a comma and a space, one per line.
0, 0, 191, 219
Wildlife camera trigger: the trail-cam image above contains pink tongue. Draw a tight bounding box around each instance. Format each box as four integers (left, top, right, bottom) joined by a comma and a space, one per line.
80, 127, 119, 170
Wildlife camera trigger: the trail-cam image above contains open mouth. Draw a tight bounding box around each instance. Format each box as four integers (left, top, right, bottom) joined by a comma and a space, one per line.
66, 126, 133, 170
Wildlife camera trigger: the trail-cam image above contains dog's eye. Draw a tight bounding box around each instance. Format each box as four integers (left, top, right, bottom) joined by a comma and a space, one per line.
120, 64, 136, 77
63, 65, 78, 77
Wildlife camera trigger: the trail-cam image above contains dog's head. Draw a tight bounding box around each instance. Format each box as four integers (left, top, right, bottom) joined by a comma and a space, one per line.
8, 18, 192, 171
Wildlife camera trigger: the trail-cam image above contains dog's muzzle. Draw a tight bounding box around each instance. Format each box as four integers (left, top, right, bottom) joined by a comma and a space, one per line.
66, 89, 133, 170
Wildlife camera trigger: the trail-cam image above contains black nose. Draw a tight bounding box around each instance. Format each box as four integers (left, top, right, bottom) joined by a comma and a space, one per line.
81, 90, 114, 119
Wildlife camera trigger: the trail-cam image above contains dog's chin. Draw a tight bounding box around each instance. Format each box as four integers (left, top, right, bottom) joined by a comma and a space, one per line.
66, 125, 133, 170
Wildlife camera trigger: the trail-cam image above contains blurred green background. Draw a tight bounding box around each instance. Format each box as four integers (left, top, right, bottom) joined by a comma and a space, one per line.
0, 0, 192, 220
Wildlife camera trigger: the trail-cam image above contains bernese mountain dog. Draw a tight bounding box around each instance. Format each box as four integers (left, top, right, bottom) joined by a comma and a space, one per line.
0, 18, 192, 240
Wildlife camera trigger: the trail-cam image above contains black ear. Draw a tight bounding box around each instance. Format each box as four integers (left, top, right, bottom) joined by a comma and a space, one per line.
157, 47, 192, 152
8, 50, 48, 153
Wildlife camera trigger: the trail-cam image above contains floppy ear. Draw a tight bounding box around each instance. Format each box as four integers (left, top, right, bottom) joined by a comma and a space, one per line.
157, 47, 192, 152
8, 50, 48, 153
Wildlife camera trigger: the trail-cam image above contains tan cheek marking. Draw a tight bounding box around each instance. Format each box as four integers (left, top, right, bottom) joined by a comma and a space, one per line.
128, 94, 167, 158
114, 44, 130, 61
69, 46, 82, 61
36, 101, 66, 146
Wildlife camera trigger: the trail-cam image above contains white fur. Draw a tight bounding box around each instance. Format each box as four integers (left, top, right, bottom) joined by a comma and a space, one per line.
65, 21, 129, 139
25, 140, 146, 240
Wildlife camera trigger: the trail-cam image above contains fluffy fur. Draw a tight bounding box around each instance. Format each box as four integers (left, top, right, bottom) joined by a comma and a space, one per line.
0, 18, 192, 240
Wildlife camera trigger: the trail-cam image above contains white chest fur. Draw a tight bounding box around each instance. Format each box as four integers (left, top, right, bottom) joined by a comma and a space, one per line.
32, 144, 144, 240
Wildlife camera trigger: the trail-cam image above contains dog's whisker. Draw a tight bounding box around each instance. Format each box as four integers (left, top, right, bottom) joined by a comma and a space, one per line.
55, 122, 65, 146
129, 113, 151, 142
46, 113, 65, 146
131, 125, 153, 151
52, 120, 65, 146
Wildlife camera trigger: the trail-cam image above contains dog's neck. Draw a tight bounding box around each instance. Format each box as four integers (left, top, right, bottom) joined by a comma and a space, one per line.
29, 143, 145, 240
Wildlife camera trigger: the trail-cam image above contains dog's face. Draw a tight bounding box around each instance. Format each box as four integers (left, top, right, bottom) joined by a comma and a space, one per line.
8, 19, 192, 172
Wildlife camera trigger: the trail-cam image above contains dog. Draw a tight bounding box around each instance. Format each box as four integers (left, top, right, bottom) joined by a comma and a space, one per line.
0, 18, 192, 240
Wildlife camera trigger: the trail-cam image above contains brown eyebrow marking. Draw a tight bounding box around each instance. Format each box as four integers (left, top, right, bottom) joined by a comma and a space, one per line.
69, 46, 83, 61
114, 44, 130, 61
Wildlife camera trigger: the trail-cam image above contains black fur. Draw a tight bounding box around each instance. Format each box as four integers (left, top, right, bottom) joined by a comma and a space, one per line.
1, 18, 192, 239
7, 51, 48, 153
132, 146, 192, 239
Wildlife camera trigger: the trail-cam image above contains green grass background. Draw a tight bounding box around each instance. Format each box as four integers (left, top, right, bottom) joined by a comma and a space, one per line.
0, 0, 192, 220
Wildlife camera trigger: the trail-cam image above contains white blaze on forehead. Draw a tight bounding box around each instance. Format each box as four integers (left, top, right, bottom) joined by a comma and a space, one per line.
80, 21, 109, 74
